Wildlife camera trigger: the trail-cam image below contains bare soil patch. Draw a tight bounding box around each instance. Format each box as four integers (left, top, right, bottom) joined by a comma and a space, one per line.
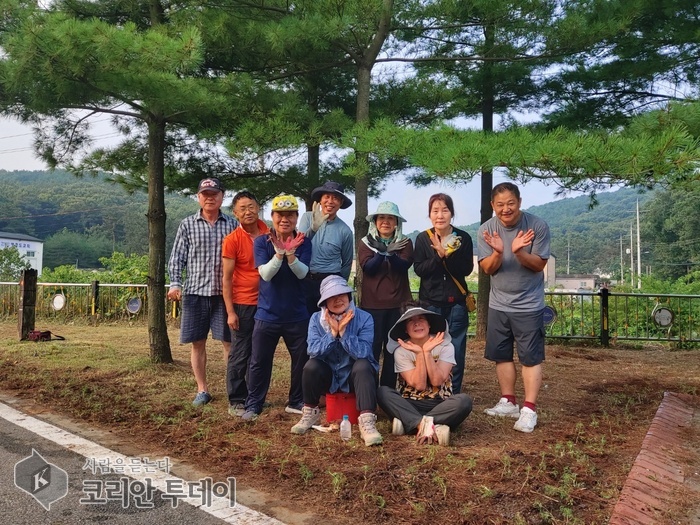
1, 322, 699, 524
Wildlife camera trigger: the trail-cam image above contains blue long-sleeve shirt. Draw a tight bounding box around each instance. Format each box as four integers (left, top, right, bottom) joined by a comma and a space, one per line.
307, 304, 377, 393
298, 212, 354, 279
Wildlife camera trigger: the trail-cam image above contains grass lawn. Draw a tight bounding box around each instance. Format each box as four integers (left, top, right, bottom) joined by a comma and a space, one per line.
1, 321, 699, 524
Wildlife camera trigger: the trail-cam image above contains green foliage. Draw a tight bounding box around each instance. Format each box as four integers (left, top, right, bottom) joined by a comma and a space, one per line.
43, 229, 114, 270
98, 252, 150, 283
0, 246, 31, 281
40, 264, 95, 284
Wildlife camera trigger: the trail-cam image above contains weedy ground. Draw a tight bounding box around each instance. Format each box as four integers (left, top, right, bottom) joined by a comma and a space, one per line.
1, 321, 699, 525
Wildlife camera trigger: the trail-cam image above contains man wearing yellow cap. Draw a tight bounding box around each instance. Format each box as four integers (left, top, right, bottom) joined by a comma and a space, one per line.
240, 194, 313, 420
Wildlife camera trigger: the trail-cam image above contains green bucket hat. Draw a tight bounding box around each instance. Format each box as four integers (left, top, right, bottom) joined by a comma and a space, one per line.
366, 201, 406, 223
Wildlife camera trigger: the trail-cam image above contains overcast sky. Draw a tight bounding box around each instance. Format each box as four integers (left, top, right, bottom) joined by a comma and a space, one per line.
0, 118, 567, 231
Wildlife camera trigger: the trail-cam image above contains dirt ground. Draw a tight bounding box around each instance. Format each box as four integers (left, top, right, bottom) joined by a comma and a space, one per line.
1, 323, 699, 525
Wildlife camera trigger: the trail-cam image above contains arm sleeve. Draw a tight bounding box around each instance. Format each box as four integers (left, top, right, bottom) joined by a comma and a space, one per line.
167, 222, 188, 289
307, 314, 336, 357
339, 311, 378, 371
298, 211, 316, 238
288, 257, 309, 279
340, 228, 354, 280
362, 252, 385, 275
413, 232, 442, 277
258, 255, 283, 281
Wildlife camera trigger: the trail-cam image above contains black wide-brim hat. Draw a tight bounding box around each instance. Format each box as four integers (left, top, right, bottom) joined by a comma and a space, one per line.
310, 181, 352, 209
389, 307, 448, 341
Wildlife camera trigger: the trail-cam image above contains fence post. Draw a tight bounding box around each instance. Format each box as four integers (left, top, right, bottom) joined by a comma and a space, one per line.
17, 269, 38, 340
600, 286, 609, 347
91, 280, 99, 323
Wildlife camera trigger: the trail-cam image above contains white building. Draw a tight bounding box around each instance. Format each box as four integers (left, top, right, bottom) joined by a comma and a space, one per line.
0, 231, 44, 275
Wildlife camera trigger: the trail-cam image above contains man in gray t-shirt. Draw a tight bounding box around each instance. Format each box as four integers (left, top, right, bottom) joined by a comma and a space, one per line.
477, 182, 551, 434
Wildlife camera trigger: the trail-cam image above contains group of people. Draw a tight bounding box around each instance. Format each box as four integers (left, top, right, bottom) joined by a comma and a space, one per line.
168, 177, 551, 446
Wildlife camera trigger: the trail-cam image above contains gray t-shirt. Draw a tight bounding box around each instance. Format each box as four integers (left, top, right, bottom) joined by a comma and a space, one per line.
477, 211, 550, 312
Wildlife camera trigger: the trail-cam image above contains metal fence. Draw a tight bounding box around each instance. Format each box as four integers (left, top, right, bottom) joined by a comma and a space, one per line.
2, 282, 699, 345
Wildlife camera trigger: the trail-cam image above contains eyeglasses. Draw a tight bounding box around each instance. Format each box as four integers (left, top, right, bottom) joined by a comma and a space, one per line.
235, 205, 258, 213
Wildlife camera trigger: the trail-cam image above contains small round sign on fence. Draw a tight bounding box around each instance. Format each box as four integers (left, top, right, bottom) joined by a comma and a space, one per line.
652, 306, 674, 327
543, 305, 557, 326
51, 293, 66, 311
126, 297, 143, 315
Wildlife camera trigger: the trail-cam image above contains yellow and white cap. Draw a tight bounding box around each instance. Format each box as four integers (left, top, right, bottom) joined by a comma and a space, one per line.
271, 194, 299, 212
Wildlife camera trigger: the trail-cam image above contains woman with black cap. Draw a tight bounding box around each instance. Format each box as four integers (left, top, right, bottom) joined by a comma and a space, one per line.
377, 306, 473, 445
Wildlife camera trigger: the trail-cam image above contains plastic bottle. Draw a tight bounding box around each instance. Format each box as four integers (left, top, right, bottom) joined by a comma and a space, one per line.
339, 414, 351, 441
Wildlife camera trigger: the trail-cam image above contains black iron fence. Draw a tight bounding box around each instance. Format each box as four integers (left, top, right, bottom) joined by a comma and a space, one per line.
1, 281, 698, 345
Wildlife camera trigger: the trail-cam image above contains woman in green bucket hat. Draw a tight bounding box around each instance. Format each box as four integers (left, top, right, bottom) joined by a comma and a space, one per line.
358, 201, 414, 389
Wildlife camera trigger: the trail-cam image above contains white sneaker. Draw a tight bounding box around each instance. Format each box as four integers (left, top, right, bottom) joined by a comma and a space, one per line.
484, 397, 520, 419
358, 413, 383, 446
416, 415, 437, 445
392, 418, 405, 436
434, 424, 450, 446
514, 407, 538, 433
291, 406, 320, 434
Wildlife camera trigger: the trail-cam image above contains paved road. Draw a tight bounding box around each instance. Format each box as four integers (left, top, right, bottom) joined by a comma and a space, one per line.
0, 401, 284, 525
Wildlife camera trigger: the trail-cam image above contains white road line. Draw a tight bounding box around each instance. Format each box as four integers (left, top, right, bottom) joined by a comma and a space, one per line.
0, 402, 285, 525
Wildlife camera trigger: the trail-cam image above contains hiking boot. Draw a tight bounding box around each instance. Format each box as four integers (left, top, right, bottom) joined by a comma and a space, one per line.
228, 403, 245, 417
434, 424, 450, 446
358, 413, 383, 446
416, 415, 437, 445
514, 407, 538, 433
392, 418, 405, 436
291, 406, 321, 435
484, 397, 520, 418
240, 410, 259, 421
285, 403, 304, 415
192, 391, 212, 407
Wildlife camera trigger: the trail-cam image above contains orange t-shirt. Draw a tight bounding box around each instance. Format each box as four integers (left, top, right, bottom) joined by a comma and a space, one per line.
221, 219, 270, 305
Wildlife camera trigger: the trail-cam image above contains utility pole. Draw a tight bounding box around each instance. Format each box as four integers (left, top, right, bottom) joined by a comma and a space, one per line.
620, 235, 624, 284
636, 200, 642, 289
567, 238, 570, 274
629, 224, 634, 289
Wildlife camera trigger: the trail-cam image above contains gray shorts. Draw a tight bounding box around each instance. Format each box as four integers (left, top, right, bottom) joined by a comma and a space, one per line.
180, 294, 231, 344
484, 308, 545, 367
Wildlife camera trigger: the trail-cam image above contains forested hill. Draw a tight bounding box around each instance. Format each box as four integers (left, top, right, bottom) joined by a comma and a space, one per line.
0, 170, 657, 275
407, 187, 656, 276
0, 169, 199, 269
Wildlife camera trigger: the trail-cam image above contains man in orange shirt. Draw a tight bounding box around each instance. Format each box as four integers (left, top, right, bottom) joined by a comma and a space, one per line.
222, 191, 270, 416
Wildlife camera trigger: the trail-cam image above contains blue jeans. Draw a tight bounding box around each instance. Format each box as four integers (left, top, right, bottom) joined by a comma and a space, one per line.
425, 303, 468, 394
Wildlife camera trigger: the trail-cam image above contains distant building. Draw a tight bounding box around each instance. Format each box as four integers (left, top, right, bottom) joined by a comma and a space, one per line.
0, 231, 44, 275
555, 273, 598, 291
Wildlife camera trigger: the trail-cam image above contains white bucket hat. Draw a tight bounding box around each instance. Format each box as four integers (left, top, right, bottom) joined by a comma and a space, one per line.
317, 275, 353, 307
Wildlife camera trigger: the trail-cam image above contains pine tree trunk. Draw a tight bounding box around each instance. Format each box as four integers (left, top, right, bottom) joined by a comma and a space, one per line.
147, 117, 173, 363
476, 21, 496, 341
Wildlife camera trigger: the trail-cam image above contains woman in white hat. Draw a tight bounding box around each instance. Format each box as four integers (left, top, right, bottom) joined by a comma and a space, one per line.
290, 275, 383, 447
358, 201, 414, 389
377, 306, 473, 445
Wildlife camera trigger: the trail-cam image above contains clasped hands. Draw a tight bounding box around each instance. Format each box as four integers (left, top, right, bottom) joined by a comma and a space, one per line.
325, 308, 354, 338
270, 231, 305, 257
482, 228, 534, 255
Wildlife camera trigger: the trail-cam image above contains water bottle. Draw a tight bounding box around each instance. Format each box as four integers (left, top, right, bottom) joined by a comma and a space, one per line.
340, 414, 351, 441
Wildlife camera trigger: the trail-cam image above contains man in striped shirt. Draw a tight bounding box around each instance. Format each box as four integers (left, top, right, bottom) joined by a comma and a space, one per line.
167, 177, 238, 406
